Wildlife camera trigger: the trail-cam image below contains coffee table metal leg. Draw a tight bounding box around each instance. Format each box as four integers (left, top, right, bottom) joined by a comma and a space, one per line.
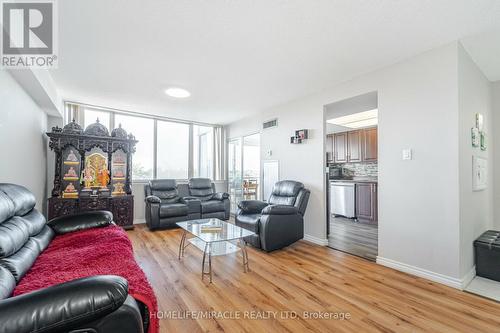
208, 244, 213, 283
178, 230, 187, 260
202, 242, 213, 282
239, 239, 250, 273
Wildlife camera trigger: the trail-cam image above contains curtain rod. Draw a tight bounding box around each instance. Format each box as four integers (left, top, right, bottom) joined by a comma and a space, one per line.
65, 100, 222, 128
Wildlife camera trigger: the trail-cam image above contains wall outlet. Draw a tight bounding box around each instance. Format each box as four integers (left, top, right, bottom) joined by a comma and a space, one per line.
402, 148, 412, 160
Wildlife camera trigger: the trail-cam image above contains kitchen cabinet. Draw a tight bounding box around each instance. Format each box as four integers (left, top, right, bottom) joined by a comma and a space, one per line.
362, 127, 378, 162
347, 130, 362, 162
331, 127, 377, 164
334, 132, 348, 163
356, 183, 377, 224
326, 134, 334, 162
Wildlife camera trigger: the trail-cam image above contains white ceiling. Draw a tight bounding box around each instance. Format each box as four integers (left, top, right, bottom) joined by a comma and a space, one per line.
461, 29, 500, 81
51, 0, 500, 125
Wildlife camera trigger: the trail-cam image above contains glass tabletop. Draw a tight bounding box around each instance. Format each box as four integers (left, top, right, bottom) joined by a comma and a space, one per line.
176, 218, 255, 243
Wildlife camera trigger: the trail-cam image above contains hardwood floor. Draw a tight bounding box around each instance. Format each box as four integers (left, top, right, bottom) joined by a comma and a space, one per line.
128, 224, 500, 333
329, 216, 378, 261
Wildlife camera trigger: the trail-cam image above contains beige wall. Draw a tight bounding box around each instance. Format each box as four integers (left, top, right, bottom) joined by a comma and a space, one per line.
493, 81, 500, 229
0, 70, 48, 213
457, 44, 494, 279
227, 42, 470, 286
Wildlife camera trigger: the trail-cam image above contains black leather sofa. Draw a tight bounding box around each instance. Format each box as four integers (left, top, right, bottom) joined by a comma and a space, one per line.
0, 183, 145, 333
144, 178, 230, 230
235, 180, 310, 252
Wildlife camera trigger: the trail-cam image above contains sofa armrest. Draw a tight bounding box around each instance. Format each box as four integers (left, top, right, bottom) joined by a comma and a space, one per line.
145, 195, 161, 204
212, 192, 229, 201
261, 205, 299, 215
0, 275, 128, 333
48, 210, 113, 235
237, 200, 269, 214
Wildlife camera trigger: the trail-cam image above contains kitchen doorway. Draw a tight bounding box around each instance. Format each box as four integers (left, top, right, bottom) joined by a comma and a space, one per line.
324, 92, 378, 261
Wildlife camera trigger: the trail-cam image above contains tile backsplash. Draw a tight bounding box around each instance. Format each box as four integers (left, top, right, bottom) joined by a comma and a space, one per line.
331, 162, 378, 177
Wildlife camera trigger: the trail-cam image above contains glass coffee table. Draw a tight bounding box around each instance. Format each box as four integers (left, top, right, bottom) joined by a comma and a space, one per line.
176, 218, 255, 283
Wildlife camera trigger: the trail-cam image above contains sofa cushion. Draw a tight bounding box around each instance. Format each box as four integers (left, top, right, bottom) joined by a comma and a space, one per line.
18, 209, 45, 236
0, 238, 40, 282
0, 266, 15, 300
188, 178, 213, 200
0, 217, 30, 258
0, 191, 15, 224
268, 180, 304, 206
0, 184, 36, 216
236, 214, 260, 233
159, 203, 188, 218
149, 179, 181, 203
200, 200, 225, 214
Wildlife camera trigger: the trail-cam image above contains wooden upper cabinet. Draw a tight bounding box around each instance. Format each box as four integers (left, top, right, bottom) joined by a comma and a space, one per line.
332, 127, 377, 164
362, 127, 378, 162
326, 134, 334, 162
347, 130, 362, 162
334, 132, 348, 163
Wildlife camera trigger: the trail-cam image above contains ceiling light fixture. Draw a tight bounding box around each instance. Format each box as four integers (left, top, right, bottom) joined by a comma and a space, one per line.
165, 87, 191, 98
327, 109, 378, 129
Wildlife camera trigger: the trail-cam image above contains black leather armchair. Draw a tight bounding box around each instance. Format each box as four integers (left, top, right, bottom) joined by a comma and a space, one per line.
235, 180, 310, 252
144, 179, 200, 230
0, 183, 145, 333
187, 178, 230, 220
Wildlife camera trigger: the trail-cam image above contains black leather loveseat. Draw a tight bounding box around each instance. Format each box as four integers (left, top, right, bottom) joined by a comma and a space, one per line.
0, 183, 145, 333
236, 180, 310, 252
144, 178, 230, 230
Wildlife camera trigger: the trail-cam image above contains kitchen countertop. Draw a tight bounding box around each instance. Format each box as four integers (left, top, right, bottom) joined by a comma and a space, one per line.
329, 178, 378, 183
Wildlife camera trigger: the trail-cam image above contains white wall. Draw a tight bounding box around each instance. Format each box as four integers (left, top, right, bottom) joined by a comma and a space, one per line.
493, 81, 500, 230
0, 70, 48, 212
457, 45, 494, 280
227, 42, 468, 285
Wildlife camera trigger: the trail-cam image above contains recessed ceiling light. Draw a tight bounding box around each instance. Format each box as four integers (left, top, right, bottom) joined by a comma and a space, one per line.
327, 109, 378, 129
165, 87, 191, 98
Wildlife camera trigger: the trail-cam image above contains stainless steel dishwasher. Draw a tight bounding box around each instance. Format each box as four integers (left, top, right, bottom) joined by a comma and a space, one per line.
330, 182, 356, 218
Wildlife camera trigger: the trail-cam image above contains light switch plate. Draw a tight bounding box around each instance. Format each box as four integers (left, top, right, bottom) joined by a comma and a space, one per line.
402, 148, 412, 160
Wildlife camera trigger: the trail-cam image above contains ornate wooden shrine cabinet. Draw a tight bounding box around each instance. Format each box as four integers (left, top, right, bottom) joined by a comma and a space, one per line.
47, 119, 138, 229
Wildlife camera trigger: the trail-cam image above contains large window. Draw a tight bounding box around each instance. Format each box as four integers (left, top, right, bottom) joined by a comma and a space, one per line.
193, 125, 213, 178
115, 114, 154, 180
156, 121, 190, 179
75, 104, 219, 181
83, 109, 110, 131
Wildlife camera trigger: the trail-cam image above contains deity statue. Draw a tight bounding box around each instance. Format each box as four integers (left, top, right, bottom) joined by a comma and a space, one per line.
113, 182, 125, 195
80, 168, 95, 189
64, 183, 77, 193
64, 166, 78, 178
98, 166, 110, 188
113, 169, 125, 178
66, 150, 78, 162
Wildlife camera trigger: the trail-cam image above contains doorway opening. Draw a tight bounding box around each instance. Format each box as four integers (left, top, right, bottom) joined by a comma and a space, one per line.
228, 133, 261, 214
324, 91, 378, 261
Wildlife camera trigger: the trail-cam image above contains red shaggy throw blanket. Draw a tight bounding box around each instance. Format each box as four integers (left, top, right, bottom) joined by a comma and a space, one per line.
14, 225, 159, 333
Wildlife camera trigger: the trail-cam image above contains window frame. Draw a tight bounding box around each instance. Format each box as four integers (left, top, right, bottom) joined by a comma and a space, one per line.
67, 102, 218, 183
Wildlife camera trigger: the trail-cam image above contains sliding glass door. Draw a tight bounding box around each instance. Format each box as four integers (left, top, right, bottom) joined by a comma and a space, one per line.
228, 138, 242, 213
228, 133, 261, 214
243, 134, 261, 201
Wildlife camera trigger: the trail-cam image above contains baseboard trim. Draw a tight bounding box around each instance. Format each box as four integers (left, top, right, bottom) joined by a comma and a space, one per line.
133, 218, 146, 225
303, 234, 329, 246
461, 265, 476, 290
376, 256, 471, 290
